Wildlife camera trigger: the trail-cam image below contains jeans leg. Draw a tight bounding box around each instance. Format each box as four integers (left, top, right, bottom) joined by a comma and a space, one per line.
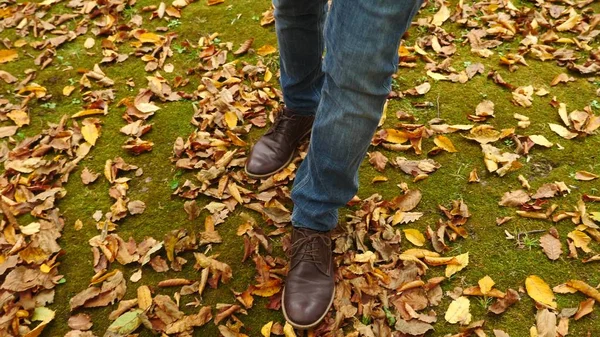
291, 0, 423, 231
274, 0, 327, 116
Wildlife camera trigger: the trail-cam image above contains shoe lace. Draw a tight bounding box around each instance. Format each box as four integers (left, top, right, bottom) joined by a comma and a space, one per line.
288, 231, 331, 274
265, 113, 295, 136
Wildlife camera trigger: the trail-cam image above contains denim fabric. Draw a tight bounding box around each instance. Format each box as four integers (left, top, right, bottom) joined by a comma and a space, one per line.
273, 0, 328, 116
275, 0, 423, 231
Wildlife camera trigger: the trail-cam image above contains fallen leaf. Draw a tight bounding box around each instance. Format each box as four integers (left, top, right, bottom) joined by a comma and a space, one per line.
434, 135, 458, 153
478, 275, 495, 295
445, 296, 472, 325
403, 229, 425, 246
256, 45, 277, 56
574, 298, 594, 320
575, 171, 598, 181
540, 232, 562, 260
526, 275, 557, 308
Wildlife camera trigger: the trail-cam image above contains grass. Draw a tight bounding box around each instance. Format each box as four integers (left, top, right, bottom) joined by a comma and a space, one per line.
1, 0, 600, 336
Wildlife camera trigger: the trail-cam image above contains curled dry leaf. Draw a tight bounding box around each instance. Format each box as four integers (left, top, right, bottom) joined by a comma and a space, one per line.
575, 171, 598, 181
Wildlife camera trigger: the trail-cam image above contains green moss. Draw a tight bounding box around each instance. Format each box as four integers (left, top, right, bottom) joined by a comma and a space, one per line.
2, 0, 600, 336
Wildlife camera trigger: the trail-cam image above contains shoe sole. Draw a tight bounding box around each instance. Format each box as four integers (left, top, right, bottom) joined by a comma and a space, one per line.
244, 130, 311, 179
281, 284, 335, 330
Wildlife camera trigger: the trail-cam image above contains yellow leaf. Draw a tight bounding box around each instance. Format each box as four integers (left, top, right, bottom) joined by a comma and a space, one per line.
81, 124, 99, 146
137, 285, 152, 310
71, 109, 105, 118
0, 49, 18, 63
264, 68, 272, 82
403, 228, 425, 247
261, 321, 273, 337
549, 123, 578, 139
445, 252, 469, 277
224, 111, 238, 129
478, 275, 495, 295
40, 264, 51, 273
283, 322, 296, 337
385, 128, 408, 144
444, 296, 472, 325
257, 45, 277, 56
529, 135, 553, 148
525, 275, 557, 308
62, 85, 75, 96
565, 279, 600, 302
434, 135, 458, 153
567, 230, 592, 253
137, 32, 162, 44
427, 70, 448, 81
7, 110, 29, 127
372, 175, 388, 183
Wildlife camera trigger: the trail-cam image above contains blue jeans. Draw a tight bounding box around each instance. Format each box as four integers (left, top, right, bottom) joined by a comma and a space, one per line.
275, 0, 423, 231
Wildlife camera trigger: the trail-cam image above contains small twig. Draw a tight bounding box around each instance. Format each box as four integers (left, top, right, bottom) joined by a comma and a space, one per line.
436, 93, 441, 118
516, 229, 545, 248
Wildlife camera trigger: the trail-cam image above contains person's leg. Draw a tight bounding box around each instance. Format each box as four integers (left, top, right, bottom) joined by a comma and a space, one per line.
275, 0, 327, 116
244, 0, 327, 178
283, 0, 422, 329
291, 0, 423, 232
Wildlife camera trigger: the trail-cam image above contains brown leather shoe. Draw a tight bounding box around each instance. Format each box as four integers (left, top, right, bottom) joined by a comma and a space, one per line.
245, 108, 314, 178
282, 227, 335, 329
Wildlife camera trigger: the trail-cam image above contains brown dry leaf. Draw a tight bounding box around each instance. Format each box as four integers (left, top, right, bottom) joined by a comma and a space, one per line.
392, 189, 422, 212
256, 45, 277, 56
81, 167, 100, 185
489, 289, 520, 314
499, 189, 530, 207
68, 313, 92, 331
549, 123, 578, 139
529, 135, 553, 148
431, 4, 450, 26
475, 100, 495, 117
234, 38, 254, 55
394, 157, 441, 177
165, 306, 213, 334
525, 275, 557, 308
575, 171, 599, 181
539, 232, 562, 261
493, 330, 510, 337
536, 309, 557, 337
468, 168, 480, 183
395, 319, 434, 335
434, 135, 458, 153
260, 8, 274, 26
550, 73, 575, 86
0, 70, 18, 83
574, 298, 594, 320
463, 125, 501, 144
368, 151, 388, 172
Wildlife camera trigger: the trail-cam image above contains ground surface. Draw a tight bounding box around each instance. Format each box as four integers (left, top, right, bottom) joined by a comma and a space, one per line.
1, 0, 600, 336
